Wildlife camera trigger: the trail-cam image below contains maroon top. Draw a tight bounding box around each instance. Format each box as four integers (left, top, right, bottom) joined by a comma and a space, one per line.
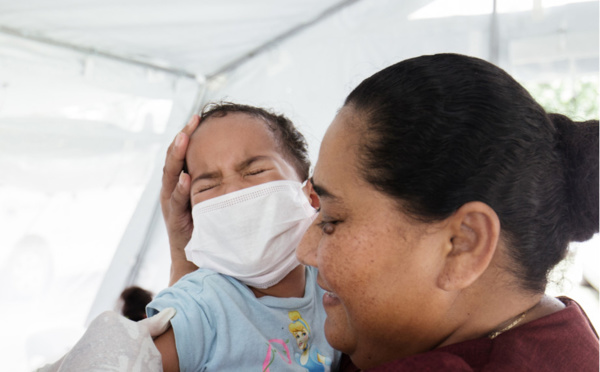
342, 297, 599, 372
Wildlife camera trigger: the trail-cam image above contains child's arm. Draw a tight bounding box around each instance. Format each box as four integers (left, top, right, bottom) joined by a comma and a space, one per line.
154, 327, 180, 372
170, 260, 198, 286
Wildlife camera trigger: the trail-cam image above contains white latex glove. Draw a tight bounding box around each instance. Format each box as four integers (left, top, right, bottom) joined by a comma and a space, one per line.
36, 308, 176, 372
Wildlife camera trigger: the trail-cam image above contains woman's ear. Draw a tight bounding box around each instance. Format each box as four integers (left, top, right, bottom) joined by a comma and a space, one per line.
437, 201, 500, 291
302, 179, 320, 210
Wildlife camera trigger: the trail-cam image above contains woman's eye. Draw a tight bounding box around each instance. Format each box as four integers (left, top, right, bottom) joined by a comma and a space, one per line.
316, 219, 339, 234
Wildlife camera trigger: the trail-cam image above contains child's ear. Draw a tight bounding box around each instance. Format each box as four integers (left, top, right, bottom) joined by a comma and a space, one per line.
437, 201, 500, 291
302, 179, 320, 210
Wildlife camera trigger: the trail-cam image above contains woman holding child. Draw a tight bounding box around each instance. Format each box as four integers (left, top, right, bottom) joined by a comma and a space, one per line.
163, 53, 599, 371
41, 53, 598, 372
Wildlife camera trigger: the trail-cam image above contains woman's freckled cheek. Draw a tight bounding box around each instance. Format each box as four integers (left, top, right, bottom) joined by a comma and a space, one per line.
325, 231, 374, 292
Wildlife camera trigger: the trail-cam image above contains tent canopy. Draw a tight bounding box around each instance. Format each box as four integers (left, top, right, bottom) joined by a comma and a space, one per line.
0, 1, 597, 370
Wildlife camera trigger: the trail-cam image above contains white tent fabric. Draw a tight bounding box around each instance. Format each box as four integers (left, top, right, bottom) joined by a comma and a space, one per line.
0, 0, 349, 78
0, 1, 598, 370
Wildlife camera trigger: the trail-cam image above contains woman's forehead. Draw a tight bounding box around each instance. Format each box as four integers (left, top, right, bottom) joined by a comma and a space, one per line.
317, 109, 360, 170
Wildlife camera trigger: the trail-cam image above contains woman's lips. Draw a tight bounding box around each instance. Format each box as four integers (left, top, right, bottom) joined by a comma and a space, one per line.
322, 291, 341, 307
317, 276, 341, 307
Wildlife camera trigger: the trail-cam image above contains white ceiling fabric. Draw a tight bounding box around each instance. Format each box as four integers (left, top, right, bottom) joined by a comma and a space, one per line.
0, 0, 345, 77
0, 0, 597, 370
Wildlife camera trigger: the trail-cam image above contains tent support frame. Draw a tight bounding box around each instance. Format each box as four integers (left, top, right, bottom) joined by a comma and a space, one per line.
0, 25, 199, 80
206, 0, 363, 79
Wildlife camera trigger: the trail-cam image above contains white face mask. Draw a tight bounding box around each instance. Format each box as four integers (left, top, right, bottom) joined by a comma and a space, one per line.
184, 180, 317, 289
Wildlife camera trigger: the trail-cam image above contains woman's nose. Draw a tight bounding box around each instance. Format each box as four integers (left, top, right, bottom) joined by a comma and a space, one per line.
296, 216, 320, 267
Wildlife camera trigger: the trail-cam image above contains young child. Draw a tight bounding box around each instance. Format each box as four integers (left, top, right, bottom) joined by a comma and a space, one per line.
148, 103, 340, 372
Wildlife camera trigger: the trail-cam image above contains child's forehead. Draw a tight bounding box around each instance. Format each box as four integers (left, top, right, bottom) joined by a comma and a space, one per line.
193, 113, 274, 138
189, 114, 279, 151
185, 116, 283, 166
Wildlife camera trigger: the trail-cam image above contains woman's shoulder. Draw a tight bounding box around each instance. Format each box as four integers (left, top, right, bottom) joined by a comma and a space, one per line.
497, 297, 597, 367
552, 296, 598, 335
434, 297, 599, 371
517, 296, 598, 339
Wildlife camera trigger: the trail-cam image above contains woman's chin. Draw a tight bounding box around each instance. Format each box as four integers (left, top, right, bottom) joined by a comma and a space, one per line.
323, 310, 355, 356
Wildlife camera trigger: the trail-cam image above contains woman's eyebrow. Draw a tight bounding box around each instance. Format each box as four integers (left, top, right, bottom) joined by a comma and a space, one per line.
310, 177, 338, 201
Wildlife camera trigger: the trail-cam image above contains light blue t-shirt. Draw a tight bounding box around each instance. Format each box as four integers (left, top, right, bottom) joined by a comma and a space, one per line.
147, 266, 340, 372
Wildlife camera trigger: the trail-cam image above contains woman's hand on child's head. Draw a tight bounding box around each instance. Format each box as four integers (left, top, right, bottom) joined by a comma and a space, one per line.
161, 116, 200, 270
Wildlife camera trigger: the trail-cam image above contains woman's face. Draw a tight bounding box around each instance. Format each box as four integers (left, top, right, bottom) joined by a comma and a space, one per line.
186, 112, 301, 206
297, 106, 451, 369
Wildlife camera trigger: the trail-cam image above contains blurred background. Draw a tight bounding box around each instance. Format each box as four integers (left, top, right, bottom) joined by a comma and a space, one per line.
0, 0, 597, 370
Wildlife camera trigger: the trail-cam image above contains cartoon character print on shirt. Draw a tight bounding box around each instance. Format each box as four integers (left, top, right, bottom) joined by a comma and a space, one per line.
288, 310, 331, 372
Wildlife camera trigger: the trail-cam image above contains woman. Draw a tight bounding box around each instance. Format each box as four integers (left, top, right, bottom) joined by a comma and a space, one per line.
294, 53, 599, 370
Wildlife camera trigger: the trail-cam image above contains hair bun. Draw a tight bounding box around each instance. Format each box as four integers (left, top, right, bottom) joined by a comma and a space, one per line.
552, 113, 599, 242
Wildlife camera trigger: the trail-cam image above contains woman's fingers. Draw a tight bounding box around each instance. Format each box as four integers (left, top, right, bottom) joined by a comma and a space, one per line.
160, 133, 186, 213
159, 115, 200, 266
160, 115, 200, 217
171, 171, 191, 215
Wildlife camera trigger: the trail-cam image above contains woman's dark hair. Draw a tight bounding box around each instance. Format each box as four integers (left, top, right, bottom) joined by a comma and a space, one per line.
197, 102, 311, 181
120, 286, 153, 321
345, 53, 599, 292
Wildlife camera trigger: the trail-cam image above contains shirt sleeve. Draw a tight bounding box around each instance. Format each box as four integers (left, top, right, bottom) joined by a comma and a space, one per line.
146, 277, 216, 372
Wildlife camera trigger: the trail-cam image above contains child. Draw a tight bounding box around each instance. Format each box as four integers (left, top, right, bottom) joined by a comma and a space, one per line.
148, 102, 340, 372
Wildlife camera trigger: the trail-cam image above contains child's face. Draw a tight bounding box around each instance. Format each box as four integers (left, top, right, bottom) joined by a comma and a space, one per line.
186, 112, 301, 206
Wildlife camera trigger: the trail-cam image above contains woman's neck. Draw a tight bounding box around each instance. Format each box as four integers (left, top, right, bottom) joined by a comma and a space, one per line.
250, 264, 306, 298
438, 275, 565, 348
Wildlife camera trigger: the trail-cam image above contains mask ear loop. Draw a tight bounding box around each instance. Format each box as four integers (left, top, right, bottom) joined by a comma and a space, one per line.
301, 178, 320, 214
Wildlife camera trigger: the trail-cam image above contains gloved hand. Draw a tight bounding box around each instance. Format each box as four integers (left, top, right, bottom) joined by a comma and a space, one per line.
36, 308, 176, 372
